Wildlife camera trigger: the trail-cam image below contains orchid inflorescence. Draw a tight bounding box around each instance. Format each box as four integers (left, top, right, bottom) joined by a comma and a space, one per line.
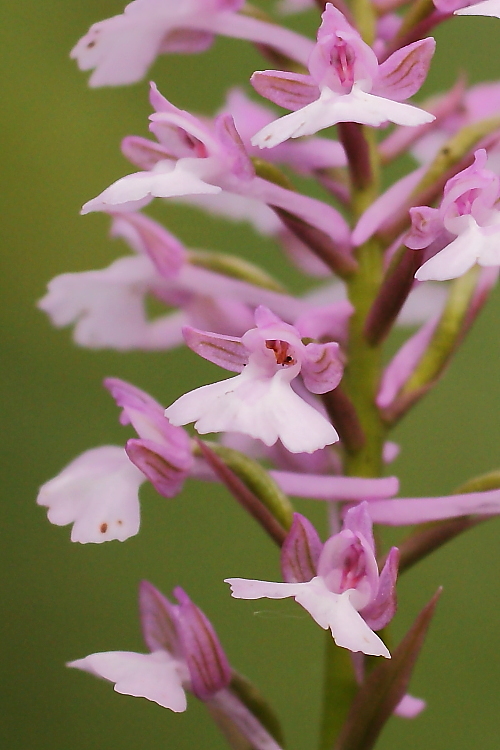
38, 0, 500, 747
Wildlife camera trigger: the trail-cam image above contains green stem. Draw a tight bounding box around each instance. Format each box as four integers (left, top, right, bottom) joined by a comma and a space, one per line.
318, 635, 360, 750
319, 126, 386, 750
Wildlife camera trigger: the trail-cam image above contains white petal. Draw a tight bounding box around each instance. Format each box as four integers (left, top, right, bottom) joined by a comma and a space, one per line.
456, 0, 500, 16
415, 229, 478, 281
68, 651, 187, 711
327, 591, 391, 658
165, 366, 337, 453
38, 256, 183, 351
226, 577, 389, 657
82, 161, 220, 214
37, 446, 144, 543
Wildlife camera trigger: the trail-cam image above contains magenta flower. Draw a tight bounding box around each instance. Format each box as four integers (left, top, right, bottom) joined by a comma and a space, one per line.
250, 4, 435, 149
80, 85, 351, 252
165, 306, 343, 453
226, 505, 398, 657
71, 0, 314, 88
407, 150, 500, 281
69, 582, 231, 709
39, 211, 316, 350
37, 446, 145, 543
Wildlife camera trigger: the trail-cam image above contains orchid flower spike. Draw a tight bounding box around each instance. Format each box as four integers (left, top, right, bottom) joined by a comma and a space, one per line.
407, 150, 500, 281
250, 4, 436, 149
68, 582, 231, 709
226, 505, 399, 657
71, 0, 314, 88
165, 306, 343, 453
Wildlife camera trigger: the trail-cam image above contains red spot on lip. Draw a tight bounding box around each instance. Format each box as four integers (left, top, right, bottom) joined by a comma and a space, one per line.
265, 339, 296, 366
100, 523, 108, 534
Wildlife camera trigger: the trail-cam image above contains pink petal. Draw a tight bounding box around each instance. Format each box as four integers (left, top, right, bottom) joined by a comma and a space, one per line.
68, 651, 187, 711
343, 502, 375, 550
121, 136, 173, 170
139, 580, 180, 655
214, 114, 254, 181
361, 547, 399, 631
281, 513, 323, 583
110, 212, 187, 279
301, 341, 344, 394
125, 438, 190, 498
174, 587, 231, 699
37, 446, 144, 543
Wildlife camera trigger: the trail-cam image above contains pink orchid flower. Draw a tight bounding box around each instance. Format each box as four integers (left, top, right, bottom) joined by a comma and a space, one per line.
69, 582, 284, 750
407, 150, 500, 281
226, 505, 398, 657
81, 85, 351, 255
69, 582, 230, 709
39, 211, 310, 351
71, 0, 314, 88
165, 306, 343, 453
250, 4, 435, 149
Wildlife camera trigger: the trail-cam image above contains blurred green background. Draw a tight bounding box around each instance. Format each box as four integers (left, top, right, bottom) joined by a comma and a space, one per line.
3, 2, 500, 748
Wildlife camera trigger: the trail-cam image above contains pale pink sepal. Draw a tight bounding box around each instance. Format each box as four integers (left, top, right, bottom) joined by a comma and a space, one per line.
366, 488, 500, 525
374, 39, 436, 102
226, 577, 390, 657
302, 342, 344, 394
250, 70, 319, 112
110, 211, 187, 279
281, 513, 323, 583
37, 446, 144, 543
174, 587, 231, 700
182, 326, 249, 372
67, 651, 187, 711
455, 0, 500, 14
125, 439, 190, 498
121, 136, 173, 170
105, 378, 193, 496
361, 547, 399, 631
139, 580, 180, 656
376, 316, 438, 409
270, 471, 399, 500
